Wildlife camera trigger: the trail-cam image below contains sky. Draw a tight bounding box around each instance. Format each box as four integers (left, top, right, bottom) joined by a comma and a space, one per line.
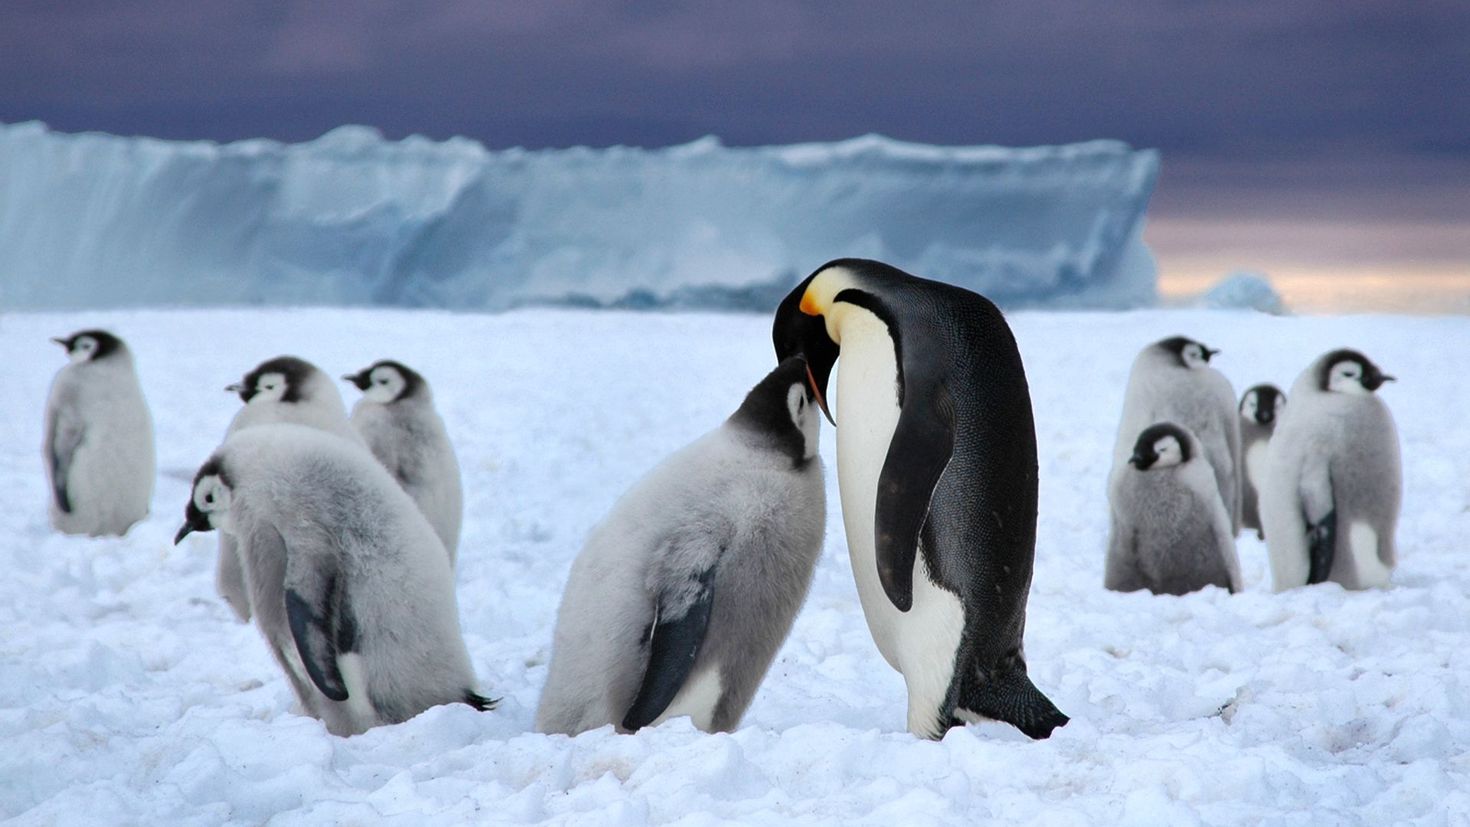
3, 0, 1467, 310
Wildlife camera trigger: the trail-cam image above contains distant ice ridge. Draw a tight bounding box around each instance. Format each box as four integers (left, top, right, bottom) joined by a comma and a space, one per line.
1200, 271, 1288, 315
0, 122, 1159, 311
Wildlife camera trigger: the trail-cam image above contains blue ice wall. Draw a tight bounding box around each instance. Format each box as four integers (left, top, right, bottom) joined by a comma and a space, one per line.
0, 122, 1159, 311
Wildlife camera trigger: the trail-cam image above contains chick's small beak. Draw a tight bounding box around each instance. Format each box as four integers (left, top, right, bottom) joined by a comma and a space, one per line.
174, 501, 212, 545
1364, 369, 1396, 391
342, 371, 371, 391
50, 337, 68, 348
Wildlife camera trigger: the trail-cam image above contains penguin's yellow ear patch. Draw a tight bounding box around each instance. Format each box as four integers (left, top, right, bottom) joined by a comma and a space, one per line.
799, 290, 821, 316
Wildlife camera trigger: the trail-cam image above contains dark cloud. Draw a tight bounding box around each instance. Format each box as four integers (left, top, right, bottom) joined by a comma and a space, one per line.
3, 0, 1469, 233
2, 1, 1465, 155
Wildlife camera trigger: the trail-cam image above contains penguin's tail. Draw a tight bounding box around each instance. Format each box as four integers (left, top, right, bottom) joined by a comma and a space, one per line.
464, 691, 500, 712
963, 667, 1069, 740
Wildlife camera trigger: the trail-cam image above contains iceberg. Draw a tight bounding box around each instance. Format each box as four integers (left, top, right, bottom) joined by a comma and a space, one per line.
1199, 271, 1288, 315
0, 122, 1159, 311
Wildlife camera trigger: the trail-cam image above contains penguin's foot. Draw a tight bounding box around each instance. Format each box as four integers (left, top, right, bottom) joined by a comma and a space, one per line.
960, 667, 1069, 740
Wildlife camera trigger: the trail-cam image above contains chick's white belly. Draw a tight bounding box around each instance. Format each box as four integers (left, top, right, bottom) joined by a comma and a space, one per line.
1245, 440, 1270, 491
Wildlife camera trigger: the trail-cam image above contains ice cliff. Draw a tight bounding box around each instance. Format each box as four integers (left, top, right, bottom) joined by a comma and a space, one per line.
0, 122, 1159, 311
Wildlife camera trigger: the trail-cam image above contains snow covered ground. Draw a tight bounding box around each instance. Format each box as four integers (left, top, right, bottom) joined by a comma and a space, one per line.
2, 306, 1467, 825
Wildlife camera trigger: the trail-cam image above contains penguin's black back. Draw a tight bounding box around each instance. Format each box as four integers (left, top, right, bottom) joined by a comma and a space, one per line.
828, 259, 1039, 648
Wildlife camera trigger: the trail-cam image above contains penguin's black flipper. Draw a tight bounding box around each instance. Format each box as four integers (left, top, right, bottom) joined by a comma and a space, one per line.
622, 568, 716, 732
1306, 508, 1336, 585
962, 665, 1069, 741
283, 528, 353, 702
46, 407, 83, 514
874, 385, 955, 612
51, 473, 72, 514
464, 691, 500, 711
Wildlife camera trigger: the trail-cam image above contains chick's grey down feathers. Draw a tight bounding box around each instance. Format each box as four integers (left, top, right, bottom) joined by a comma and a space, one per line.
178, 424, 490, 736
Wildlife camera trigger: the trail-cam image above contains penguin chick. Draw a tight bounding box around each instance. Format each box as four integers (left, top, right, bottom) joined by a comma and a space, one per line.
1106, 423, 1242, 595
1239, 384, 1286, 539
536, 357, 825, 735
174, 423, 493, 736
216, 355, 366, 623
1114, 336, 1243, 535
1261, 349, 1400, 590
226, 356, 364, 444
343, 360, 463, 566
43, 330, 155, 536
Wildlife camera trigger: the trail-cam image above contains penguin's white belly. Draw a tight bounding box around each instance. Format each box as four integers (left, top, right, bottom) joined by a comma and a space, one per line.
655, 665, 722, 731
338, 653, 378, 727
833, 311, 966, 731
1245, 440, 1270, 492
1347, 521, 1390, 588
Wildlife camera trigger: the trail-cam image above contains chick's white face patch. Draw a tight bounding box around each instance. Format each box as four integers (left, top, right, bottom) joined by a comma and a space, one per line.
1181, 342, 1209, 369
193, 474, 233, 528
252, 372, 288, 403
1241, 391, 1258, 419
1151, 435, 1184, 469
69, 335, 99, 363
1328, 361, 1369, 395
365, 365, 407, 403
787, 383, 819, 459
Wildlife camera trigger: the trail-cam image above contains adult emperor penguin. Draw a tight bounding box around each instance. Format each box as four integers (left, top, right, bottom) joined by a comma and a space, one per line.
536, 357, 825, 735
1239, 384, 1286, 539
772, 258, 1067, 740
216, 356, 366, 622
1106, 423, 1241, 595
1261, 350, 1400, 590
343, 360, 463, 565
43, 330, 156, 536
174, 423, 493, 736
1114, 336, 1242, 535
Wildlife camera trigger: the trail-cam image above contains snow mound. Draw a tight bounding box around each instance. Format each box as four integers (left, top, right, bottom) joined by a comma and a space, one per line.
1200, 272, 1288, 314
0, 123, 1159, 311
3, 307, 1467, 823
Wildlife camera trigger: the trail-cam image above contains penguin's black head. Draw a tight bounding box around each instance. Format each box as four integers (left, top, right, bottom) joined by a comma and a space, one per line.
228, 356, 316, 404
1240, 384, 1286, 426
1158, 336, 1218, 369
175, 457, 231, 544
1319, 349, 1394, 394
1129, 422, 1192, 471
52, 329, 123, 363
772, 264, 853, 425
729, 356, 820, 465
342, 359, 425, 403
